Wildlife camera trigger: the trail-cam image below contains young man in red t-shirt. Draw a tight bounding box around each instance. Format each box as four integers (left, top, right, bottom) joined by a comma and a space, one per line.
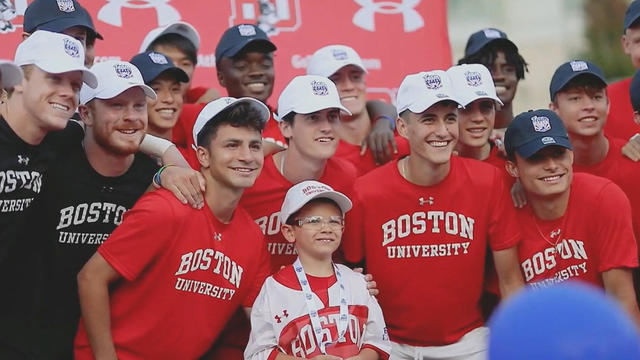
504, 109, 640, 325
548, 60, 640, 241
343, 70, 523, 359
73, 97, 272, 360
306, 44, 407, 174
448, 63, 505, 168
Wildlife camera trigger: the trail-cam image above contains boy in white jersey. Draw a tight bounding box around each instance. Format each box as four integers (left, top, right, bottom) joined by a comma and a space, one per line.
245, 180, 391, 360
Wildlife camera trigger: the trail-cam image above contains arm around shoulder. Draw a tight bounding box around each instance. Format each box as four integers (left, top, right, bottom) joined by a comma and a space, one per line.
492, 247, 524, 299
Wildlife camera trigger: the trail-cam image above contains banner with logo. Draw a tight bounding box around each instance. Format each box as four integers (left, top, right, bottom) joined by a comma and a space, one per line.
0, 0, 451, 105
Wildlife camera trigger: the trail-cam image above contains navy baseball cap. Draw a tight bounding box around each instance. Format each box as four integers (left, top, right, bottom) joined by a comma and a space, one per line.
130, 51, 189, 85
215, 24, 277, 60
464, 28, 517, 57
505, 109, 572, 159
624, 0, 640, 31
549, 60, 606, 101
24, 0, 103, 40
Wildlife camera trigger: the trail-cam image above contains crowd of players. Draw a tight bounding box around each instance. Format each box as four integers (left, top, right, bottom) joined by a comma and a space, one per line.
3, 0, 640, 359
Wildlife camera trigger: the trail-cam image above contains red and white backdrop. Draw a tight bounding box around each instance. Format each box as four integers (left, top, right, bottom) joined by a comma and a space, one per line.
0, 0, 451, 105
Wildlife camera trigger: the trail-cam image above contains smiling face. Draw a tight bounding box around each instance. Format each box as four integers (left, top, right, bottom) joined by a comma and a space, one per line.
280, 108, 341, 161
216, 50, 275, 103
281, 199, 343, 261
490, 51, 518, 105
197, 123, 264, 191
19, 65, 82, 132
458, 98, 496, 148
328, 65, 367, 118
146, 72, 184, 136
507, 145, 573, 198
550, 85, 608, 138
397, 101, 459, 166
82, 87, 148, 155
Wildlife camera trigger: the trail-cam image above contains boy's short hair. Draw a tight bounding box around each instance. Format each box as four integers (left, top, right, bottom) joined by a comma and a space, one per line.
148, 33, 198, 66
196, 102, 266, 147
553, 75, 608, 104
458, 42, 529, 80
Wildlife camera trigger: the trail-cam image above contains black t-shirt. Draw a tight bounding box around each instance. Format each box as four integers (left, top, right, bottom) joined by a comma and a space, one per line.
26, 140, 158, 358
0, 116, 82, 264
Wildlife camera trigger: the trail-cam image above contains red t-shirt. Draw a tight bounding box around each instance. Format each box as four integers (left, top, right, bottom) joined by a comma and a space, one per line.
573, 137, 640, 242
343, 156, 519, 346
334, 137, 410, 176
73, 190, 270, 360
186, 86, 208, 104
516, 173, 637, 287
605, 78, 639, 141
483, 145, 507, 169
241, 155, 357, 273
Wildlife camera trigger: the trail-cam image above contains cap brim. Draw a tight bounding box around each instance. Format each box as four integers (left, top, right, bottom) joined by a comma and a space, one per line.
36, 18, 100, 39
98, 84, 156, 102
406, 97, 462, 114
225, 38, 277, 58
0, 62, 23, 88
276, 103, 352, 122
516, 136, 572, 159
460, 94, 503, 107
320, 62, 367, 78
34, 60, 97, 88
283, 190, 353, 223
552, 72, 607, 100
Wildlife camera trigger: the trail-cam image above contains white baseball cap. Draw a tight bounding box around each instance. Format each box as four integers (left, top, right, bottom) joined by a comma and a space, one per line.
306, 44, 367, 77
14, 30, 97, 88
80, 60, 156, 105
280, 180, 352, 224
139, 21, 201, 52
192, 97, 271, 148
275, 75, 351, 121
447, 64, 503, 107
0, 60, 23, 88
396, 70, 461, 114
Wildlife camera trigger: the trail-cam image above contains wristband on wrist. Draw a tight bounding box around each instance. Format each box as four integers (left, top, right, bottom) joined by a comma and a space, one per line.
374, 115, 396, 131
152, 164, 174, 188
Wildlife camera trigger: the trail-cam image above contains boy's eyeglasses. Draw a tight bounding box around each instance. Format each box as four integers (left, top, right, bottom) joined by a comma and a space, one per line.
293, 215, 344, 231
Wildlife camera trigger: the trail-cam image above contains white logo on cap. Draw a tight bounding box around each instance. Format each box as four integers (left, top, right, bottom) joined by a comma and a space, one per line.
302, 184, 331, 196
483, 29, 501, 38
541, 136, 556, 145
224, 98, 234, 104
148, 52, 168, 65
353, 0, 424, 32
570, 61, 588, 72
311, 80, 329, 96
531, 115, 551, 132
57, 0, 75, 12
465, 71, 482, 86
332, 49, 348, 60
423, 74, 442, 90
238, 24, 257, 36
114, 64, 133, 79
63, 38, 80, 58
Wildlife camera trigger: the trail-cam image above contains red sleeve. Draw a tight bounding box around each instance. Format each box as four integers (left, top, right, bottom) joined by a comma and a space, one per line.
186, 86, 208, 104
342, 184, 365, 263
242, 237, 271, 307
98, 192, 179, 281
487, 170, 520, 251
593, 182, 639, 272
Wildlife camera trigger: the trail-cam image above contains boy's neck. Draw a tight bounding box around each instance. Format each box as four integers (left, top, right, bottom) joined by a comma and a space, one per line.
456, 142, 491, 161
495, 102, 514, 129
569, 132, 608, 166
402, 155, 451, 186
297, 253, 335, 277
202, 173, 243, 224
335, 112, 371, 146
528, 187, 571, 221
277, 148, 328, 184
1, 97, 48, 145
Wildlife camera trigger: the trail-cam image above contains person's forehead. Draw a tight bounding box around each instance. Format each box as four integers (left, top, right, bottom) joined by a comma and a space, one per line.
149, 72, 182, 86
331, 64, 365, 77
153, 44, 189, 58
421, 102, 459, 115
297, 199, 341, 214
